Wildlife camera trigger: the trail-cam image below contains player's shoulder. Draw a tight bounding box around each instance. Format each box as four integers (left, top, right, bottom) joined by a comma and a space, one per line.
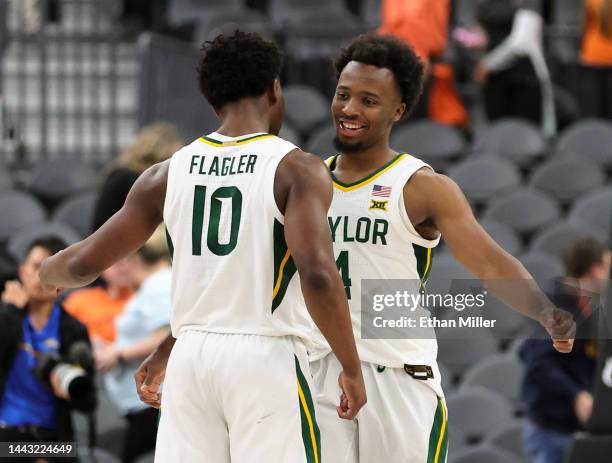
404, 167, 455, 195
281, 148, 328, 173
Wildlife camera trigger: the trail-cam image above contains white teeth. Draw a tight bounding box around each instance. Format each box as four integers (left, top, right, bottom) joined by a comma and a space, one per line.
341, 121, 363, 130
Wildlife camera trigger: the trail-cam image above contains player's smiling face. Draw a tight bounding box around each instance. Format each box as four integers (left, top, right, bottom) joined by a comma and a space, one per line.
331, 61, 406, 154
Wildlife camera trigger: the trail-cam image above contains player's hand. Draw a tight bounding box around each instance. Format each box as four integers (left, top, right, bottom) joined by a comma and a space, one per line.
134, 349, 169, 409
337, 370, 366, 420
539, 308, 576, 353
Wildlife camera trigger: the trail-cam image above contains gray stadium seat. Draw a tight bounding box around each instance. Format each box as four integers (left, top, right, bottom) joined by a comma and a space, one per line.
449, 157, 521, 204
28, 158, 97, 204
478, 219, 522, 257
0, 191, 46, 241
52, 191, 98, 238
306, 125, 337, 159
78, 447, 122, 463
438, 362, 453, 393
556, 119, 612, 167
138, 33, 220, 142
489, 422, 527, 461
519, 252, 564, 286
360, 0, 382, 29
168, 0, 244, 28
436, 326, 498, 379
454, 0, 481, 26
193, 8, 269, 44
283, 84, 329, 135
279, 123, 301, 146
7, 222, 80, 262
460, 354, 524, 404
391, 121, 466, 171
530, 159, 604, 204
449, 444, 523, 463
481, 294, 533, 340
446, 387, 515, 447
426, 254, 475, 301
473, 118, 546, 166
269, 0, 355, 25
0, 166, 12, 190
530, 220, 606, 259
569, 187, 612, 238
483, 190, 561, 235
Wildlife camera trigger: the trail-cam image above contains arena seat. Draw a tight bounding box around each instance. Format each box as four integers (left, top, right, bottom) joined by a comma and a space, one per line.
306, 125, 337, 159
530, 220, 606, 258
476, 219, 522, 257
283, 84, 329, 135
193, 9, 270, 44
0, 191, 46, 242
436, 327, 498, 379
269, 0, 356, 25
359, 0, 382, 29
460, 354, 524, 405
278, 122, 301, 146
488, 421, 527, 461
391, 120, 466, 171
168, 0, 245, 29
52, 191, 98, 238
448, 444, 523, 463
530, 159, 604, 204
519, 252, 564, 286
448, 156, 521, 204
7, 221, 80, 262
473, 118, 546, 167
556, 118, 612, 167
28, 157, 97, 205
77, 447, 122, 463
446, 387, 515, 447
569, 187, 612, 238
0, 166, 12, 190
483, 190, 561, 236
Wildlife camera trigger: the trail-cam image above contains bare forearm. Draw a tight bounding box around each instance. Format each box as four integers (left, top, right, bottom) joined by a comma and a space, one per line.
40, 244, 100, 289
120, 328, 172, 362
476, 251, 554, 323
300, 267, 361, 376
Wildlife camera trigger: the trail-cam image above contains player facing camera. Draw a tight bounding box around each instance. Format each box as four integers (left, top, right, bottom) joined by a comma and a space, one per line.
0, 237, 95, 445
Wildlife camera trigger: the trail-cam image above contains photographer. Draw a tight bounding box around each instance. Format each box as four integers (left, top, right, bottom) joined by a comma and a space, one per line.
0, 237, 95, 458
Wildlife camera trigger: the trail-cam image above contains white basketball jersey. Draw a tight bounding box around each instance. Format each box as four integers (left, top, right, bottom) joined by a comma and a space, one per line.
163, 132, 312, 341
310, 153, 443, 394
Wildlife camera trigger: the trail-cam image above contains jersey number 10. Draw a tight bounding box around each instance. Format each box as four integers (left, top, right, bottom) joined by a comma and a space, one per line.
192, 185, 243, 256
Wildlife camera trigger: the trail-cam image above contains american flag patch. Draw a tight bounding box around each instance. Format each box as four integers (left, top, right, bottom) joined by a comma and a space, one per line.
372, 184, 392, 197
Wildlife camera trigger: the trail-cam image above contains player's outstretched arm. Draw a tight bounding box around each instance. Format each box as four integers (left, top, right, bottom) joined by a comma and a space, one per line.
406, 169, 575, 353
276, 149, 366, 419
40, 161, 169, 291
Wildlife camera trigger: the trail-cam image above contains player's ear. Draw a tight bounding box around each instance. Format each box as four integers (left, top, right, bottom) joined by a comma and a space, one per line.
394, 102, 407, 122
267, 79, 281, 105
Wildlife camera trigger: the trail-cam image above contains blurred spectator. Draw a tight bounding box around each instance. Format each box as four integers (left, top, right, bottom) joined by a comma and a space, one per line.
580, 0, 612, 118
474, 0, 556, 137
0, 237, 95, 455
520, 238, 611, 463
378, 0, 469, 128
92, 122, 183, 231
96, 227, 171, 463
63, 259, 135, 345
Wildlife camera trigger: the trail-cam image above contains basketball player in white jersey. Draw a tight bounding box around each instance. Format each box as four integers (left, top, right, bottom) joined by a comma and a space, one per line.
39, 31, 366, 462
304, 34, 576, 463
132, 33, 575, 462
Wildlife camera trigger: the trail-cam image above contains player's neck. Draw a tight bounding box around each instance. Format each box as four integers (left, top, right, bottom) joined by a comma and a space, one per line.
216, 100, 271, 137
338, 140, 397, 175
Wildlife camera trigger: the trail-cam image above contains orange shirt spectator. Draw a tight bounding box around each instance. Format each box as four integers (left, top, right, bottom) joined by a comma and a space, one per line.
64, 259, 135, 343
581, 0, 612, 66
378, 0, 450, 61
64, 287, 132, 343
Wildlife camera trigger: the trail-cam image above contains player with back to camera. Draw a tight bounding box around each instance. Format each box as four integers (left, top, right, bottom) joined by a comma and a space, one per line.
133, 33, 577, 462
40, 31, 366, 462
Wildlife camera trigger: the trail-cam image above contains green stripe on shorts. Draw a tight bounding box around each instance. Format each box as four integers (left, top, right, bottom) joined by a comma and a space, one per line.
295, 355, 321, 463
427, 399, 448, 463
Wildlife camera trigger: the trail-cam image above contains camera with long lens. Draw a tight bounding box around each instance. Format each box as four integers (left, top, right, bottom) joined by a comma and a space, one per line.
34, 341, 94, 406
